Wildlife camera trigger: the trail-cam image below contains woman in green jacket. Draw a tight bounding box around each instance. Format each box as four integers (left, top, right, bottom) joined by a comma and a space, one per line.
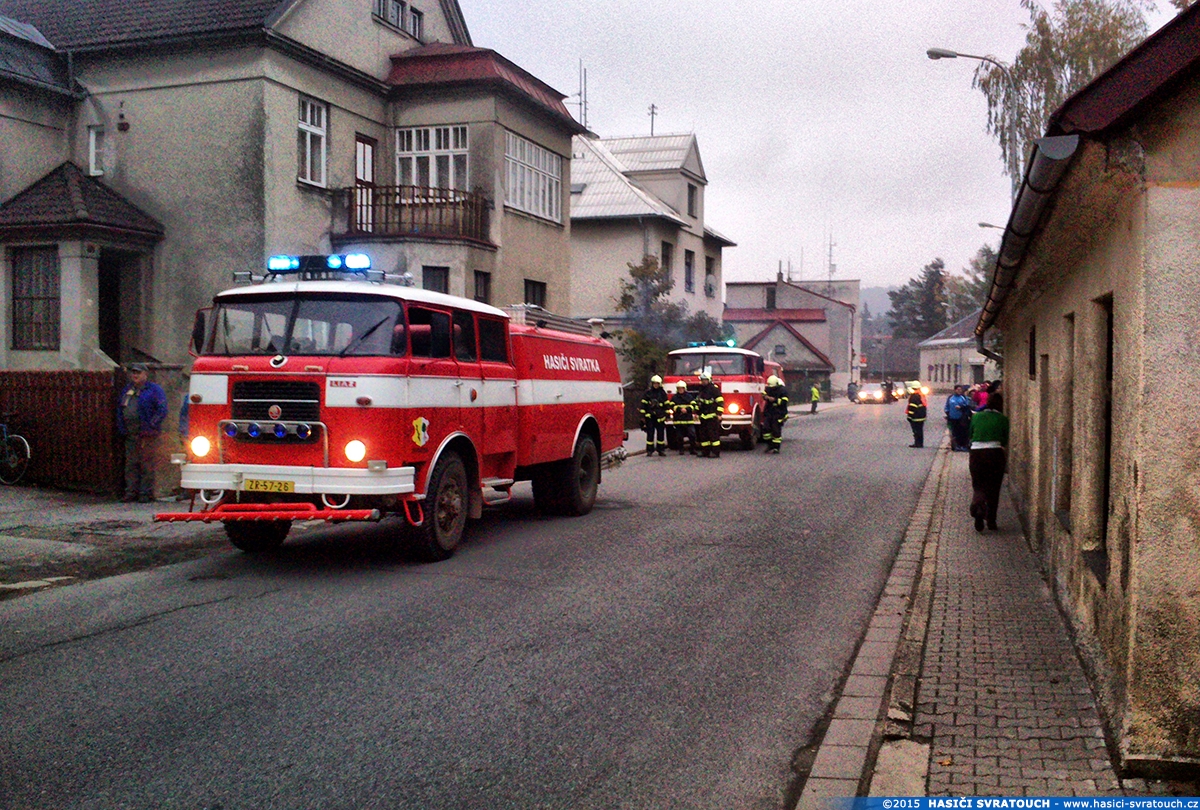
968, 392, 1010, 532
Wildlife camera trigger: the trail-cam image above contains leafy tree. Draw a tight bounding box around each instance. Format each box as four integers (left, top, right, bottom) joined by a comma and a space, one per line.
944, 244, 997, 323
613, 255, 727, 386
888, 258, 948, 339
974, 0, 1154, 182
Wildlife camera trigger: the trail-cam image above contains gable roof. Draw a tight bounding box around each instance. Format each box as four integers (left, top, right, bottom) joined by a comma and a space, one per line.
386, 43, 584, 134
0, 162, 164, 243
741, 321, 834, 370
569, 136, 685, 223
918, 309, 982, 348
0, 0, 285, 50
602, 133, 706, 181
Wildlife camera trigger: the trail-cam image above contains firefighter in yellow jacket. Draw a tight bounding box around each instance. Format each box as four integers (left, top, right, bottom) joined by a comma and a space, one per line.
640, 375, 669, 456
695, 372, 724, 458
761, 375, 789, 454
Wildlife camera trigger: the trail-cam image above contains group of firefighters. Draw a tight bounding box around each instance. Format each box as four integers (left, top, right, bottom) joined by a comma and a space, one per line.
640, 374, 791, 458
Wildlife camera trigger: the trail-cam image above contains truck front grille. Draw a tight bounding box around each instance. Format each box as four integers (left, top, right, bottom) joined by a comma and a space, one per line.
231, 380, 321, 422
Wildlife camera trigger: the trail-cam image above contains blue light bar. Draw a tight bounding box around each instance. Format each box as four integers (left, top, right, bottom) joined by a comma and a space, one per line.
267, 255, 300, 272
326, 255, 344, 270
344, 253, 371, 270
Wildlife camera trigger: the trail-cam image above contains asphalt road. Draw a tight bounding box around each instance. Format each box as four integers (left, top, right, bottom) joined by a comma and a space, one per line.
0, 401, 936, 809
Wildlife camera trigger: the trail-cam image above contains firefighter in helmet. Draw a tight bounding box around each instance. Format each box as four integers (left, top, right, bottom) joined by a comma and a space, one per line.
761, 374, 789, 454
640, 374, 669, 456
695, 372, 725, 458
669, 379, 699, 455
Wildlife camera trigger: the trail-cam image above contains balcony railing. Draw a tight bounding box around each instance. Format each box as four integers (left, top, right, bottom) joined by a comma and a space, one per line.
343, 185, 490, 243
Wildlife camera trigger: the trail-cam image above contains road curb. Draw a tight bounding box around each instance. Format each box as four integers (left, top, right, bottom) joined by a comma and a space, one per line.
793, 436, 953, 808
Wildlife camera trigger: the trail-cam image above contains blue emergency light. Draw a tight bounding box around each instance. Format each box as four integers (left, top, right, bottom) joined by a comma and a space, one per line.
265, 254, 372, 275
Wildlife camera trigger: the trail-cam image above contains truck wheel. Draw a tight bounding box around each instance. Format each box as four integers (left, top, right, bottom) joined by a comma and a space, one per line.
225, 520, 290, 553
533, 435, 599, 516
412, 452, 468, 562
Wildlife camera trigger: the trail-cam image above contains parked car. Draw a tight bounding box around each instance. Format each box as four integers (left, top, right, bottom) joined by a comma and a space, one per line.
856, 383, 887, 404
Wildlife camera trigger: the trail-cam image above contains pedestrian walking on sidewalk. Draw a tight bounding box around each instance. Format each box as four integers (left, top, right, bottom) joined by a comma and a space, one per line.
906, 388, 927, 447
968, 391, 1009, 531
809, 382, 820, 414
117, 363, 168, 503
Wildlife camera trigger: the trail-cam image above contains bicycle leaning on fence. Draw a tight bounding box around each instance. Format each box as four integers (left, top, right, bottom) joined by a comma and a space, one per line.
0, 414, 30, 485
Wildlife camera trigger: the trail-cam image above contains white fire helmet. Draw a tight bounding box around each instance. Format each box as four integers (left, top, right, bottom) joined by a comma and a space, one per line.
650, 375, 663, 385
767, 375, 781, 387
698, 372, 712, 382
675, 380, 687, 390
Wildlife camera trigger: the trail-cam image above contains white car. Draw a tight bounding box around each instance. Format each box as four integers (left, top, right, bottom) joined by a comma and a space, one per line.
856, 383, 888, 404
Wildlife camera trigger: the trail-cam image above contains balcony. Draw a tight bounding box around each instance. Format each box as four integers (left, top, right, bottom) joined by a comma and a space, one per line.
340, 185, 491, 245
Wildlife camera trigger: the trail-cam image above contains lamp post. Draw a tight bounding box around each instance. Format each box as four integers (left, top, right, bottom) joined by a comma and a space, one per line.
927, 47, 1019, 201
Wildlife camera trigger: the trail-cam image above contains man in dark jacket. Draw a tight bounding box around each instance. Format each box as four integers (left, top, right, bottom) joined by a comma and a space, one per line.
117, 363, 168, 502
668, 380, 699, 455
906, 388, 928, 448
695, 372, 724, 458
640, 375, 669, 457
761, 375, 789, 454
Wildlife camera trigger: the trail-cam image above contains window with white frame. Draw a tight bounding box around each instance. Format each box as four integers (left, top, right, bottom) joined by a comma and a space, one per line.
407, 7, 423, 39
397, 126, 468, 190
504, 131, 562, 223
373, 0, 405, 28
297, 97, 327, 187
88, 126, 105, 176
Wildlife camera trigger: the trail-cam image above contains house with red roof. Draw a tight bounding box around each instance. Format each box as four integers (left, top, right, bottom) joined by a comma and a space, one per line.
975, 3, 1200, 770
723, 274, 860, 400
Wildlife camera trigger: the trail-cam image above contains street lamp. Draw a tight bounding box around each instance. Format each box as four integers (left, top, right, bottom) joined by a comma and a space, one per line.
927, 47, 1019, 200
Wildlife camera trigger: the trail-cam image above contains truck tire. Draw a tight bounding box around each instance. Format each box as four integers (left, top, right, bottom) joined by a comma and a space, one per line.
533, 435, 599, 516
225, 520, 290, 553
411, 451, 468, 562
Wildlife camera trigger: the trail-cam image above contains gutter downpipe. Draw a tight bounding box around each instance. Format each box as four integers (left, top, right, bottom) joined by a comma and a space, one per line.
975, 133, 1081, 363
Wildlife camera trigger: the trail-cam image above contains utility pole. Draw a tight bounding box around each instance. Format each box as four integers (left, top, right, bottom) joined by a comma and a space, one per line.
648, 103, 658, 136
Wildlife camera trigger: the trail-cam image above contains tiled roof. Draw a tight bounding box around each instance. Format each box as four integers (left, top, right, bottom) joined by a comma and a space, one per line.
602, 134, 698, 174
569, 136, 684, 223
0, 14, 72, 93
918, 309, 982, 347
387, 44, 585, 133
723, 307, 826, 322
0, 162, 164, 239
0, 0, 283, 50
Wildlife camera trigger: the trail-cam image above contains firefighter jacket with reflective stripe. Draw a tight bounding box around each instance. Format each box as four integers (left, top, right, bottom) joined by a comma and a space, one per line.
906, 397, 927, 422
696, 382, 724, 419
669, 391, 699, 424
640, 386, 669, 424
764, 384, 789, 418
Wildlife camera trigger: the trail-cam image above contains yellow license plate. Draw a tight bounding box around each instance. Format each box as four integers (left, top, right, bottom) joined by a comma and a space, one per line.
243, 479, 295, 493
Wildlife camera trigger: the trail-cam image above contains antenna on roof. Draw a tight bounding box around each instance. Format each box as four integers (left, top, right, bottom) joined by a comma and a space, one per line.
648, 103, 658, 136
573, 60, 589, 128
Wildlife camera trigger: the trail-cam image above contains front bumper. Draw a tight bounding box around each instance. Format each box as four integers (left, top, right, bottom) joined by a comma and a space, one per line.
180, 462, 417, 495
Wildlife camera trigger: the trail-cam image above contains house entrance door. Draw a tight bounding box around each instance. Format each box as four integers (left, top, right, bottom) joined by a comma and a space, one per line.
98, 248, 140, 363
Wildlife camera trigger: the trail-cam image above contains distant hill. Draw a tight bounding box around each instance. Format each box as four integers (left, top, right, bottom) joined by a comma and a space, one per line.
861, 286, 897, 317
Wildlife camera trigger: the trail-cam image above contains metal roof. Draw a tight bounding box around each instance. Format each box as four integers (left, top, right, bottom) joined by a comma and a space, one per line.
919, 309, 982, 347
0, 13, 73, 93
0, 12, 49, 46
601, 133, 702, 176
569, 136, 685, 223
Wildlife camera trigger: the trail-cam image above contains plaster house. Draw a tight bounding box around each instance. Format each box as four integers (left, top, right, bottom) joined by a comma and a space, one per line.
976, 6, 1200, 772
0, 0, 585, 376
0, 0, 584, 489
724, 275, 860, 399
568, 133, 733, 326
917, 309, 1000, 392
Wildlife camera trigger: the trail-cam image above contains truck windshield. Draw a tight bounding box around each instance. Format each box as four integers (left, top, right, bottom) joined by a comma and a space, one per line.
206, 294, 404, 356
669, 353, 746, 377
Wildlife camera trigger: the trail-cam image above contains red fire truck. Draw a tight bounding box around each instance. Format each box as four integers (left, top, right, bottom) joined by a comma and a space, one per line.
663, 345, 783, 450
156, 254, 626, 561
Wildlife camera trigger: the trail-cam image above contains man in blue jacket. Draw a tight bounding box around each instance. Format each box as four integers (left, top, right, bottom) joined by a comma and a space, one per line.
117, 363, 168, 502
944, 384, 973, 452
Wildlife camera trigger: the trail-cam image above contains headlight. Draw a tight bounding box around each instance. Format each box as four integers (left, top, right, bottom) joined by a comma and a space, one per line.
728, 402, 740, 414
345, 440, 367, 462
190, 436, 211, 458
921, 386, 931, 396
874, 392, 883, 400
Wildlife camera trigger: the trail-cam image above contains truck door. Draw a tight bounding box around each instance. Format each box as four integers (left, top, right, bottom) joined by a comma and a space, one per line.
407, 305, 459, 454
451, 308, 484, 453
477, 315, 517, 473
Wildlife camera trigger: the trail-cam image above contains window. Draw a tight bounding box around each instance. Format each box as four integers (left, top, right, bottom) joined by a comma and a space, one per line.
205, 295, 401, 356
479, 317, 508, 362
373, 0, 405, 27
705, 256, 716, 298
661, 242, 674, 283
687, 184, 697, 217
298, 97, 327, 186
397, 126, 468, 190
422, 266, 449, 294
88, 127, 105, 176
1028, 325, 1037, 379
524, 279, 547, 309
774, 344, 786, 357
453, 310, 477, 362
408, 307, 451, 358
407, 7, 423, 39
473, 270, 492, 304
11, 246, 60, 350
505, 131, 562, 222
684, 250, 695, 293
765, 287, 776, 310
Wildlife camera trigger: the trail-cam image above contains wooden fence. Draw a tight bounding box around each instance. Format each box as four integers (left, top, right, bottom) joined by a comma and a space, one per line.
0, 370, 122, 493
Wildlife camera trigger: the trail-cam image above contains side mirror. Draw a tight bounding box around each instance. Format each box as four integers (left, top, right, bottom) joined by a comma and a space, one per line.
190, 309, 209, 356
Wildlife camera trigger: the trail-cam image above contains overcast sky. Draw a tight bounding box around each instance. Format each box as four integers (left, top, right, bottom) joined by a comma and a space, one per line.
458, 0, 1176, 291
